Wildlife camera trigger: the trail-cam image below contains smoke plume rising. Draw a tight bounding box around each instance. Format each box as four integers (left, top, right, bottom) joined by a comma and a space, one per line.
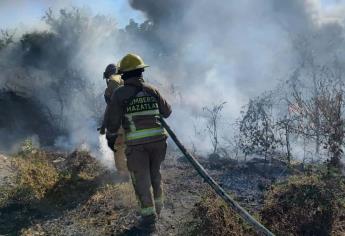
1, 0, 345, 160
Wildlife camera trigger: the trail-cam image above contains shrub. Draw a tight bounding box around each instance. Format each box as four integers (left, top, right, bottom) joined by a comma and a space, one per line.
11, 150, 59, 203
261, 173, 345, 235
192, 191, 256, 236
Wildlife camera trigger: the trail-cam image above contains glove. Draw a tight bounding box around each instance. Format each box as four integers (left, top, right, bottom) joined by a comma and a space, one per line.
98, 126, 106, 135
106, 133, 117, 151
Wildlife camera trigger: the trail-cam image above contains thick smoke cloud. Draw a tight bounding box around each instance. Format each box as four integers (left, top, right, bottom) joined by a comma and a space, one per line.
1, 0, 345, 158
0, 9, 120, 157
127, 0, 345, 152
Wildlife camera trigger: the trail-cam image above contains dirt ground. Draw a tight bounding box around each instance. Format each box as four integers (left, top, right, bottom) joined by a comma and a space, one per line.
152, 160, 205, 235
0, 154, 14, 186
0, 152, 208, 236
0, 151, 290, 236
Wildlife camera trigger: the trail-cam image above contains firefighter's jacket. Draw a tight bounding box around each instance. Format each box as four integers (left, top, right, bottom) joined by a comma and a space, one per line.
101, 75, 123, 129
104, 75, 123, 104
105, 76, 172, 146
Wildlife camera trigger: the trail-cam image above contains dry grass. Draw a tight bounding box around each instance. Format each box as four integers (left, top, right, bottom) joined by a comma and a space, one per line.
261, 173, 345, 236
21, 183, 138, 236
1, 150, 59, 205
77, 183, 137, 234
0, 147, 112, 235
192, 190, 257, 236
0, 147, 105, 206
0, 143, 136, 235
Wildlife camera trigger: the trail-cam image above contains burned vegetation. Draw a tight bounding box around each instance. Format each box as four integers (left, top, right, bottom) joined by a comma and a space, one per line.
0, 91, 61, 150
1, 2, 345, 236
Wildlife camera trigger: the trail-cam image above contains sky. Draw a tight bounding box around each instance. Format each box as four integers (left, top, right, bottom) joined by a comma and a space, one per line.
0, 0, 145, 29
0, 0, 344, 30
321, 0, 345, 5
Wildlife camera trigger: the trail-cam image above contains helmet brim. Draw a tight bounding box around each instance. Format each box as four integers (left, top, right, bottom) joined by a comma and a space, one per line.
118, 64, 149, 74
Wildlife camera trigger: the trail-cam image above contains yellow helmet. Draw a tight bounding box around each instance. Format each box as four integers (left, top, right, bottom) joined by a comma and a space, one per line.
118, 53, 149, 73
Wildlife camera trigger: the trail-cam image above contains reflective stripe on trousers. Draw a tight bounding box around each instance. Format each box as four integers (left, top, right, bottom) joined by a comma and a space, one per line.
154, 197, 163, 205
141, 206, 156, 216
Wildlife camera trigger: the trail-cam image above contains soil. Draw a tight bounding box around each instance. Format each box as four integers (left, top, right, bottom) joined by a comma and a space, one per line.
0, 152, 292, 236
0, 154, 14, 186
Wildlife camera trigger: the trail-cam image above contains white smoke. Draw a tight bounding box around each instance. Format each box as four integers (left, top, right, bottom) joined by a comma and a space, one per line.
98, 135, 116, 169
1, 0, 345, 161
125, 0, 345, 155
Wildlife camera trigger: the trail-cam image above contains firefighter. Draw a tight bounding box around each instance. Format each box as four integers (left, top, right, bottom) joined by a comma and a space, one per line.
105, 53, 171, 232
100, 63, 128, 176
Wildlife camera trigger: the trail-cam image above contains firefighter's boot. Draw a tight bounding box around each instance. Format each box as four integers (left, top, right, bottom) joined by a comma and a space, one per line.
138, 214, 157, 234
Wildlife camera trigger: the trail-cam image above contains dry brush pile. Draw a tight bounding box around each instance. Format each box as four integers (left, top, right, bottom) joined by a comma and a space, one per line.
261, 171, 345, 236
21, 183, 137, 236
0, 143, 139, 235
189, 190, 257, 236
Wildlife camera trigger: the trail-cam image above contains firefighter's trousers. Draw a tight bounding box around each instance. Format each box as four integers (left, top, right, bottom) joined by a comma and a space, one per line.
114, 127, 128, 174
126, 140, 167, 216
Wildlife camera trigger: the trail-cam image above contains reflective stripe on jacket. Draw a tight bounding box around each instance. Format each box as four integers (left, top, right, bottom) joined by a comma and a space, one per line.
124, 90, 167, 143
105, 77, 172, 146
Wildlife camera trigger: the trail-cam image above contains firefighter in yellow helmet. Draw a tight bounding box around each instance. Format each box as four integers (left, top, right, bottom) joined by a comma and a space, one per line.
104, 54, 171, 233
100, 63, 128, 177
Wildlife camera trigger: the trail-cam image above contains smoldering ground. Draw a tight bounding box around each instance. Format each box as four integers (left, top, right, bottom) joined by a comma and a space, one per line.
0, 0, 345, 162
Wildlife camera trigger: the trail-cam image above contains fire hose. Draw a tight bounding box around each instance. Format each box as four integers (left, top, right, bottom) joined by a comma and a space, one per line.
159, 117, 275, 236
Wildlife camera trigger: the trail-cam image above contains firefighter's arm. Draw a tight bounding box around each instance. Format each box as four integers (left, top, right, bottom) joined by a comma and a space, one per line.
104, 87, 112, 105
98, 105, 109, 135
155, 90, 172, 118
146, 86, 171, 118
98, 88, 111, 135
105, 92, 122, 150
